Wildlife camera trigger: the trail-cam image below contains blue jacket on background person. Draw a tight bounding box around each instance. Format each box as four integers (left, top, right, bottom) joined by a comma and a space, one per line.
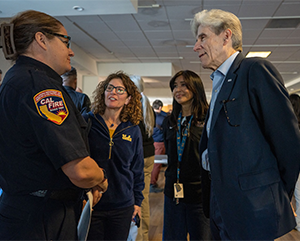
152, 110, 167, 143
64, 85, 91, 114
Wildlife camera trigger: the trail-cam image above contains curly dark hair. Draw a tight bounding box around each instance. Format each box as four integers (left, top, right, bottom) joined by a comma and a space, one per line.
169, 70, 208, 129
91, 71, 143, 125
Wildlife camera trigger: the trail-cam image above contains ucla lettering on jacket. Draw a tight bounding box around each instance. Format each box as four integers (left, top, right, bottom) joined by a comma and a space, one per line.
122, 134, 132, 142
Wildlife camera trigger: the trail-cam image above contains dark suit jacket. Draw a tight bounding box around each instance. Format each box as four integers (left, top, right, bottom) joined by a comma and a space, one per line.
199, 53, 300, 240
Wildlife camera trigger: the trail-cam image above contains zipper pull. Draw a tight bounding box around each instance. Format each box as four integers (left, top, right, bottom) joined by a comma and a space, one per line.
108, 138, 114, 159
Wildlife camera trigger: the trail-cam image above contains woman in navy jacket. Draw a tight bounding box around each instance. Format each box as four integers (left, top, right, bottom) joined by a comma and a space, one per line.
83, 71, 145, 240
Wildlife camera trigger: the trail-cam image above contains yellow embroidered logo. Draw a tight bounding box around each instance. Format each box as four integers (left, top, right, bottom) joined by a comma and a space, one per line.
122, 134, 132, 142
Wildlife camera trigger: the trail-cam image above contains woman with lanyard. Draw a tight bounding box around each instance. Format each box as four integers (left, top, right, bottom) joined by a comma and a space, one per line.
162, 70, 211, 241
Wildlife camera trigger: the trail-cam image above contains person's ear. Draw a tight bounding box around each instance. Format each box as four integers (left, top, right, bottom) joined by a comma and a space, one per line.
125, 95, 131, 105
34, 32, 47, 50
223, 29, 232, 44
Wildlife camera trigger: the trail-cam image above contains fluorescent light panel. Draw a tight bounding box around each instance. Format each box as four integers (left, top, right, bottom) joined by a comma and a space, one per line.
123, 57, 183, 60
138, 4, 160, 8
246, 51, 271, 58
143, 78, 160, 83
285, 77, 300, 88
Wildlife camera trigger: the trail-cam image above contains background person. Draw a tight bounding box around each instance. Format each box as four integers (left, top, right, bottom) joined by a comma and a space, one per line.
62, 66, 91, 113
289, 93, 300, 232
76, 87, 83, 93
162, 70, 211, 241
150, 99, 167, 193
0, 10, 107, 240
192, 9, 300, 240
129, 75, 155, 241
83, 71, 145, 241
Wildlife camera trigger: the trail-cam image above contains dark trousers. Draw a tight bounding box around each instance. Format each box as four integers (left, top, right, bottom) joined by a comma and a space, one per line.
0, 192, 81, 240
163, 195, 211, 241
87, 205, 134, 240
210, 189, 231, 241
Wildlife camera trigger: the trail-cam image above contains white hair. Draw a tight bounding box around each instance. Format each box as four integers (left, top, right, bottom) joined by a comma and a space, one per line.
191, 9, 243, 52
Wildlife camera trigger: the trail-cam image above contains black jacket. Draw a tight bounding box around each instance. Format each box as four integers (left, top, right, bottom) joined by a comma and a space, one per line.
162, 115, 204, 203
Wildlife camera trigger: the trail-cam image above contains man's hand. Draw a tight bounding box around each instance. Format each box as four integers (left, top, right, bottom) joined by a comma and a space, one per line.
98, 178, 108, 193
91, 179, 108, 207
131, 205, 141, 221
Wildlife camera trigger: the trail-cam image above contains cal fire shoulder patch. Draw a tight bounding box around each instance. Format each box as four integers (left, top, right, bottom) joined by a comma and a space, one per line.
34, 89, 69, 125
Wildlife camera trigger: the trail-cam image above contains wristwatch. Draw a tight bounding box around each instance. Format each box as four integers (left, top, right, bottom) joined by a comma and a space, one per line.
102, 168, 107, 180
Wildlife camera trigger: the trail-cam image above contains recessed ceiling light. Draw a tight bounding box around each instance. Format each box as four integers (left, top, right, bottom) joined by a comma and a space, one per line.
73, 6, 84, 11
246, 51, 271, 58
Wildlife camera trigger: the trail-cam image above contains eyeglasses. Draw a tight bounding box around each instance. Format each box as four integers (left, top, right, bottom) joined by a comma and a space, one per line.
222, 98, 240, 127
46, 32, 71, 48
105, 84, 127, 95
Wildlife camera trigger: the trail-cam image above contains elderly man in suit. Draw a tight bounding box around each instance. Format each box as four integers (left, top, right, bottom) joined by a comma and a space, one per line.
192, 9, 300, 240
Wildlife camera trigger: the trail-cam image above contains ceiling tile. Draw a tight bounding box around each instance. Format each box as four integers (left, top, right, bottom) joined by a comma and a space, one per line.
274, 1, 300, 16
144, 30, 173, 39
239, 1, 281, 17
259, 29, 294, 38
165, 5, 201, 19
241, 19, 269, 30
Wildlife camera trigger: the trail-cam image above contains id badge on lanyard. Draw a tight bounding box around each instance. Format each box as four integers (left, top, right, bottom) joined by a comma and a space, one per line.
175, 112, 193, 204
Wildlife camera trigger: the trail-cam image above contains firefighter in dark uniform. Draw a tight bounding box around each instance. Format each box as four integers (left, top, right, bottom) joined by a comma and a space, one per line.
0, 10, 108, 240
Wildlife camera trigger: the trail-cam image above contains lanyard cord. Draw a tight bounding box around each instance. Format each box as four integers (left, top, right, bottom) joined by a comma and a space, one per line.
176, 112, 193, 182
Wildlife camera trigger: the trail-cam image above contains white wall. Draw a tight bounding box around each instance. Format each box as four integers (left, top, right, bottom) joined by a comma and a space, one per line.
82, 75, 103, 101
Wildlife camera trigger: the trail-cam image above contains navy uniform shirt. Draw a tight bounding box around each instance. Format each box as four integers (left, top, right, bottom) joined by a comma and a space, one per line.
0, 56, 90, 195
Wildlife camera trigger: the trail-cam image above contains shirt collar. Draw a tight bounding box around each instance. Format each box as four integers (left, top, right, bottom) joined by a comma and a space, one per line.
210, 51, 239, 81
17, 55, 62, 85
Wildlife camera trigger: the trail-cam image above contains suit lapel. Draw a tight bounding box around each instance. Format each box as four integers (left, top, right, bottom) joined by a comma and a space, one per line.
210, 53, 244, 132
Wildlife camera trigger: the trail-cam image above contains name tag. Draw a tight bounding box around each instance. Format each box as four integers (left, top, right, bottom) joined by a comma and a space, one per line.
174, 183, 184, 198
